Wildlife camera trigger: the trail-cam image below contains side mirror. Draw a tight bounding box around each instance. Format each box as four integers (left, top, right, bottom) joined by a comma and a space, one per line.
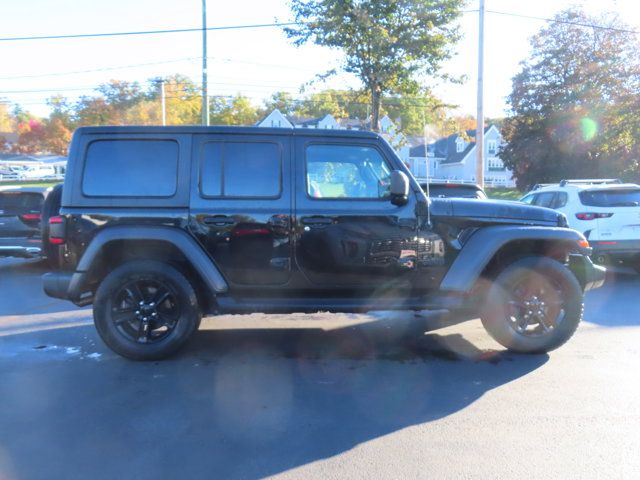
389, 170, 409, 206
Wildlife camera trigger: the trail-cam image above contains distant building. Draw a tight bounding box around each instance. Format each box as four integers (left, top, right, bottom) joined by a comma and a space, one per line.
256, 110, 513, 187
256, 109, 340, 130
408, 125, 515, 187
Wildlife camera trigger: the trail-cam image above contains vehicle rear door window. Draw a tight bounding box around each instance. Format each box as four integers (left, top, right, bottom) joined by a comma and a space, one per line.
579, 189, 640, 207
201, 142, 281, 198
553, 192, 568, 208
305, 144, 391, 199
83, 139, 178, 197
533, 192, 556, 208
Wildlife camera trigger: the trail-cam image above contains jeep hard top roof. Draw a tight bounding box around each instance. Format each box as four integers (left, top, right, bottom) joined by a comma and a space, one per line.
73, 125, 381, 140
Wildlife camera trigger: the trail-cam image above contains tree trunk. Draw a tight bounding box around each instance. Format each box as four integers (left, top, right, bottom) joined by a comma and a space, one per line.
370, 84, 381, 132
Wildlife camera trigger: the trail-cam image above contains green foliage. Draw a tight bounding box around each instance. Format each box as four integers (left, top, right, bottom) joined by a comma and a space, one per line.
501, 9, 640, 189
285, 0, 465, 131
210, 95, 259, 126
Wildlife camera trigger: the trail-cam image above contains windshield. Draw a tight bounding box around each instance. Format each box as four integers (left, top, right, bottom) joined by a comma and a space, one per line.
579, 189, 640, 207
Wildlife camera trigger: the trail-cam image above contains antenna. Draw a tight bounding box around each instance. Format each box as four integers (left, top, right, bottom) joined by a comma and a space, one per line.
422, 113, 432, 227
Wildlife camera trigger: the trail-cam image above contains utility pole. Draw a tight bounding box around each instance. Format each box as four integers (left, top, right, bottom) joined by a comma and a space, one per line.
160, 79, 166, 126
201, 0, 209, 126
475, 0, 485, 188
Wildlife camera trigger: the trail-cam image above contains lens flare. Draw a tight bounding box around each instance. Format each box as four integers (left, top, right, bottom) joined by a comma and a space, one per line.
580, 117, 598, 141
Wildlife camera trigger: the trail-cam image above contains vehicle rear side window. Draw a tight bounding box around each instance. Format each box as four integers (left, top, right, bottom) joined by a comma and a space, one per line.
201, 142, 280, 198
83, 140, 178, 197
306, 144, 391, 199
0, 192, 44, 214
579, 189, 640, 207
533, 192, 555, 208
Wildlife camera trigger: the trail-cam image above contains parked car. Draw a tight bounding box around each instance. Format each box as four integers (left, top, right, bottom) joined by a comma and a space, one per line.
418, 179, 487, 199
43, 126, 604, 360
520, 179, 640, 270
0, 184, 64, 265
17, 164, 57, 180
0, 167, 19, 181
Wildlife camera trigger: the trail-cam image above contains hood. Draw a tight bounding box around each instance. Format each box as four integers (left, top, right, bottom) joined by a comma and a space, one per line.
430, 198, 564, 226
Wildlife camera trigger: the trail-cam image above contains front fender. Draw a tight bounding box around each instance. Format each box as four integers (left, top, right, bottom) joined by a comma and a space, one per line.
440, 225, 589, 293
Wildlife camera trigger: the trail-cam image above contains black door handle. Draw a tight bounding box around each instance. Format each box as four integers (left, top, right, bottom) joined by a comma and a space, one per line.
202, 215, 235, 226
302, 217, 333, 226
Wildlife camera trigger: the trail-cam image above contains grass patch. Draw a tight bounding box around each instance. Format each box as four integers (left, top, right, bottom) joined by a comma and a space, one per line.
0, 180, 60, 188
486, 188, 522, 201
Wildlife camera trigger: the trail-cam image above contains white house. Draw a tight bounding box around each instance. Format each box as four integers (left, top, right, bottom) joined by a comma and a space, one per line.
256, 109, 340, 130
409, 125, 515, 187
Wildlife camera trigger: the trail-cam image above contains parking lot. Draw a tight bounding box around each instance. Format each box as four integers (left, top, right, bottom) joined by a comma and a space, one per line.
0, 257, 639, 479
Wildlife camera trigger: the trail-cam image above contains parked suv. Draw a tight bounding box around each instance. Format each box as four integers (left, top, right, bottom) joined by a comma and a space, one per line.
43, 126, 604, 360
0, 185, 62, 263
521, 179, 640, 269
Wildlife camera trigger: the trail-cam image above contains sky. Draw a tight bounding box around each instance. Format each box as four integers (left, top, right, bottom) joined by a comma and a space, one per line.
0, 0, 639, 120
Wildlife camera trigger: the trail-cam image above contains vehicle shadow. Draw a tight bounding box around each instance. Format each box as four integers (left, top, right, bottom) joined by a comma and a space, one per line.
0, 258, 79, 316
584, 270, 640, 327
0, 313, 548, 480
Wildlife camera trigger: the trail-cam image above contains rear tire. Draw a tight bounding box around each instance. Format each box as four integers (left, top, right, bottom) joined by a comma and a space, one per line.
93, 260, 201, 360
481, 257, 583, 353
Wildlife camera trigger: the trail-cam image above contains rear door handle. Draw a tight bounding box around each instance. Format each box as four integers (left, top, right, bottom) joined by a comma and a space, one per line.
202, 215, 235, 226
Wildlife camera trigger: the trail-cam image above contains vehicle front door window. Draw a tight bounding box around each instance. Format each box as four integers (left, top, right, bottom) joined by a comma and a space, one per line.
306, 145, 391, 199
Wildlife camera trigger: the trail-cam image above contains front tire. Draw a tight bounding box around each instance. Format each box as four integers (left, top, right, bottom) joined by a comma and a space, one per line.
481, 257, 583, 353
93, 260, 201, 360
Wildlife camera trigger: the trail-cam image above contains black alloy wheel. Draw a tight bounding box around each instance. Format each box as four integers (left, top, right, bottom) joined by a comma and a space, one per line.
93, 260, 201, 360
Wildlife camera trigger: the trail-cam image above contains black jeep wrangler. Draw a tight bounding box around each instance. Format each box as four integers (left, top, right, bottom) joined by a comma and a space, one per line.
43, 126, 605, 360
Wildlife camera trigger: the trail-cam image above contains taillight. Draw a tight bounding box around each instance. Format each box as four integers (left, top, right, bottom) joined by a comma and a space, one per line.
575, 212, 614, 220
20, 213, 41, 221
48, 215, 66, 245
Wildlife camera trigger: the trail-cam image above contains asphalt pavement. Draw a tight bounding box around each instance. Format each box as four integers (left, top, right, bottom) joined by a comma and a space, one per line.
0, 258, 639, 480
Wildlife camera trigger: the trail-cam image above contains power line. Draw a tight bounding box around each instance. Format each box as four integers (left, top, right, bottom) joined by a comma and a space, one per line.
0, 22, 297, 43
485, 9, 640, 35
0, 56, 321, 81
0, 57, 199, 80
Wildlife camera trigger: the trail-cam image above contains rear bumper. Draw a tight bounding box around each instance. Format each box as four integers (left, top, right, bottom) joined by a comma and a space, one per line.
42, 271, 93, 306
568, 254, 606, 291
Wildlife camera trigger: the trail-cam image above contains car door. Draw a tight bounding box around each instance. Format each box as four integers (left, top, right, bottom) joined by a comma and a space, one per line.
294, 137, 443, 292
189, 133, 293, 288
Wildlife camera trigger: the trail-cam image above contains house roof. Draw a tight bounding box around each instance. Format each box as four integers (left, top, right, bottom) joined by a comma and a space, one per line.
410, 126, 493, 164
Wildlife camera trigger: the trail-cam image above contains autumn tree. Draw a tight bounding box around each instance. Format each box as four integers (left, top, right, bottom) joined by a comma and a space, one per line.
501, 9, 640, 188
0, 101, 13, 132
12, 119, 47, 154
210, 94, 259, 125
285, 0, 464, 131
262, 91, 299, 117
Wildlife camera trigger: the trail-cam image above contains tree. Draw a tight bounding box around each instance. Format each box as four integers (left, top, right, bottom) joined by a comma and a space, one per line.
501, 9, 640, 189
210, 95, 259, 125
12, 119, 47, 154
44, 118, 72, 155
261, 91, 299, 117
0, 101, 13, 132
380, 90, 447, 135
285, 0, 464, 131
